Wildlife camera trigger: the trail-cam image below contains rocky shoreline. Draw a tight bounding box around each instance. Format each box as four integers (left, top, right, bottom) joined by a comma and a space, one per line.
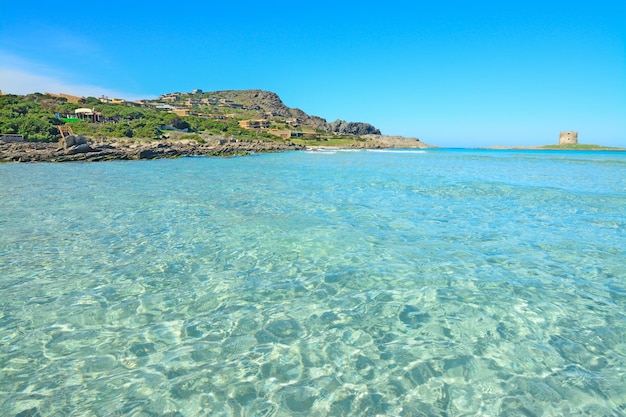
357, 134, 430, 148
0, 138, 305, 162
0, 133, 433, 162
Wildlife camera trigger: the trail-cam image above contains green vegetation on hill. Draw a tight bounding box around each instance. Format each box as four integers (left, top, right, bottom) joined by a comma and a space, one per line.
0, 93, 67, 141
0, 90, 382, 145
0, 93, 289, 142
540, 144, 624, 150
0, 93, 159, 141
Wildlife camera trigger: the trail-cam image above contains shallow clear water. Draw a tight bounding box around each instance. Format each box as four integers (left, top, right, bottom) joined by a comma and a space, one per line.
1, 149, 625, 416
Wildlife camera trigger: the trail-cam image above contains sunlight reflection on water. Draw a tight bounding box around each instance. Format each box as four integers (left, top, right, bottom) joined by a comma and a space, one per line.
1, 149, 625, 416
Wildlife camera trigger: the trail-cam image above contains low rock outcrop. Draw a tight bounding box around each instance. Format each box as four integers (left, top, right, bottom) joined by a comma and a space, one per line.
58, 134, 95, 154
58, 134, 87, 149
358, 134, 429, 148
0, 138, 304, 162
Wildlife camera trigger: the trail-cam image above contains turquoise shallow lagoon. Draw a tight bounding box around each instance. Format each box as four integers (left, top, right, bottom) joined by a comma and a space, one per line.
1, 149, 625, 416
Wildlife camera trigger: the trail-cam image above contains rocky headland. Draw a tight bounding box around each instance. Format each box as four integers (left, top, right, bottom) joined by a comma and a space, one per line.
0, 133, 432, 162
0, 89, 434, 161
204, 90, 382, 135
354, 134, 429, 148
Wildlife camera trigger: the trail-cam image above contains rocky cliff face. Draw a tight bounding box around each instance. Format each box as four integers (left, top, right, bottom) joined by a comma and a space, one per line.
329, 119, 381, 135
211, 90, 381, 134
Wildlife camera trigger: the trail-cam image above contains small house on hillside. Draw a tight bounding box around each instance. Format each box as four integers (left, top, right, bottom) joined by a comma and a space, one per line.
99, 96, 126, 105
160, 93, 180, 102
155, 104, 176, 110
74, 108, 101, 122
46, 92, 84, 103
239, 119, 270, 130
268, 129, 293, 139
184, 99, 201, 107
171, 109, 195, 117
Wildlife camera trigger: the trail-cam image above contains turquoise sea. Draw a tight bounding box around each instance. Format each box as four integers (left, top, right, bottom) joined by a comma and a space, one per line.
1, 149, 625, 416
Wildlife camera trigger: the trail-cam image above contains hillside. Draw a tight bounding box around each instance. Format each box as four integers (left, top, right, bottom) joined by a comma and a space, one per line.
0, 89, 427, 148
163, 89, 382, 135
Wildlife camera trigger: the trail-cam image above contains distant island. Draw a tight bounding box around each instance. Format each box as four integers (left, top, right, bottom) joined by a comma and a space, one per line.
488, 131, 623, 150
490, 144, 625, 150
0, 89, 428, 162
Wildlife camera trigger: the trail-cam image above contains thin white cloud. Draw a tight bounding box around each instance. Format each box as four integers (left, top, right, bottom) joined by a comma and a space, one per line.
0, 53, 150, 100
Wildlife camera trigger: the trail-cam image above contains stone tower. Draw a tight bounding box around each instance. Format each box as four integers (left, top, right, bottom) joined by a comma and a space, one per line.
559, 131, 578, 145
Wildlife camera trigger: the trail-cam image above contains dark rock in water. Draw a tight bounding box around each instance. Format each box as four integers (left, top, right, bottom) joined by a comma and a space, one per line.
324, 272, 343, 283
280, 385, 318, 413
443, 355, 473, 371
255, 329, 277, 344
228, 381, 258, 406
15, 408, 42, 417
320, 311, 339, 324
399, 305, 430, 329
129, 342, 156, 357
353, 390, 391, 415
264, 318, 303, 343
330, 395, 356, 416
406, 361, 441, 386
355, 354, 377, 380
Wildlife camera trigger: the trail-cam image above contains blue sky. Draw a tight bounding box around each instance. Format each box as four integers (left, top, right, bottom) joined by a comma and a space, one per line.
1, 1, 624, 147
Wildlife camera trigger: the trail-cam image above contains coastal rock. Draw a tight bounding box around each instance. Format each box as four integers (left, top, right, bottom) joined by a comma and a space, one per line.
359, 134, 429, 148
67, 143, 93, 154
329, 119, 381, 136
136, 143, 181, 159
0, 142, 58, 162
59, 135, 88, 150
1, 139, 305, 162
137, 148, 161, 159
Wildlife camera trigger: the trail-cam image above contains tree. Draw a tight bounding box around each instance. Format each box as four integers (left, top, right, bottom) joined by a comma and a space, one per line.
167, 117, 190, 131
80, 97, 100, 106
17, 115, 58, 141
